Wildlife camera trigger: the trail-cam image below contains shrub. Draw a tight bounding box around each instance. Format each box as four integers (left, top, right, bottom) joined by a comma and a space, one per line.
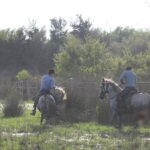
16, 69, 31, 80
3, 89, 24, 117
64, 76, 100, 122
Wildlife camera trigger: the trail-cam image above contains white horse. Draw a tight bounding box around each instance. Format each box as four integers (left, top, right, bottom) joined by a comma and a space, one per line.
37, 86, 67, 124
99, 78, 150, 128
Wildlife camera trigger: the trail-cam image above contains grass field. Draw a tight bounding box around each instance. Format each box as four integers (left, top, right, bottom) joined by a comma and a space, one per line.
0, 109, 150, 150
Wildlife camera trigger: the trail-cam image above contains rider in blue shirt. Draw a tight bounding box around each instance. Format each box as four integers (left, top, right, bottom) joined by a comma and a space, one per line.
31, 69, 56, 115
40, 74, 55, 91
117, 66, 138, 110
119, 67, 137, 88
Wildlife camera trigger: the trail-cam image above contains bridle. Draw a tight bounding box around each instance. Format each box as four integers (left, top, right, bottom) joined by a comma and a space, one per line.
100, 81, 110, 99
100, 80, 118, 100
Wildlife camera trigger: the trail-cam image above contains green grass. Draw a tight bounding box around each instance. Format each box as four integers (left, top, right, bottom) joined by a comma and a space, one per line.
0, 109, 150, 150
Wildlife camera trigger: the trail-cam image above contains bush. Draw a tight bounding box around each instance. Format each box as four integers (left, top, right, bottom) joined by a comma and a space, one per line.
3, 89, 24, 117
16, 69, 31, 80
64, 76, 99, 122
0, 77, 14, 99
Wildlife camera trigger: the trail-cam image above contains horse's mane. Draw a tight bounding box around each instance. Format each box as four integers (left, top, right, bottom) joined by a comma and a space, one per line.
104, 78, 122, 92
55, 86, 67, 100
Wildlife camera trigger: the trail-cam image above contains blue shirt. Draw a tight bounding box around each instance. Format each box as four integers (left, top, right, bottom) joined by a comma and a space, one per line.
40, 74, 55, 90
119, 70, 137, 87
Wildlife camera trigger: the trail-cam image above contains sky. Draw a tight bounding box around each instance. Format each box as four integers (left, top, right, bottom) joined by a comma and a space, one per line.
1, 0, 150, 34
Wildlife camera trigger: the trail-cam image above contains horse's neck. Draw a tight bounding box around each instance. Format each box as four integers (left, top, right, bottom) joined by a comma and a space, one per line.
108, 89, 118, 99
108, 84, 121, 99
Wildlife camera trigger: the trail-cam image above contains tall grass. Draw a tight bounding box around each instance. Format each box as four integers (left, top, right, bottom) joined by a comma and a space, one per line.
0, 111, 149, 150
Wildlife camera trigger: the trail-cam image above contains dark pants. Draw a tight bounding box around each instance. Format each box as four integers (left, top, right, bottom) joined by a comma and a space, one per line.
117, 87, 137, 110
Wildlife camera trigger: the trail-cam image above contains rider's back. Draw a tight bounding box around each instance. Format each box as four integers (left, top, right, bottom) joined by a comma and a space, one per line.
119, 70, 137, 87
40, 74, 55, 90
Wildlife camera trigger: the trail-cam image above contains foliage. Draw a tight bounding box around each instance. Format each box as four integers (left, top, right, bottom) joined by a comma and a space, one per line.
0, 112, 149, 150
16, 69, 31, 80
3, 89, 24, 117
71, 14, 92, 42
55, 35, 113, 77
50, 17, 67, 45
0, 17, 150, 80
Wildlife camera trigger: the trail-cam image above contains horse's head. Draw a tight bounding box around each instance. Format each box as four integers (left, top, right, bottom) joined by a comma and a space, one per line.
99, 78, 110, 99
54, 86, 67, 104
99, 78, 119, 99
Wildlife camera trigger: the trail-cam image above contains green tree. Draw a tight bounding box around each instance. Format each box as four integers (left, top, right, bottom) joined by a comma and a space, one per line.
48, 17, 67, 66
54, 35, 115, 78
16, 69, 31, 80
71, 15, 92, 42
24, 21, 49, 72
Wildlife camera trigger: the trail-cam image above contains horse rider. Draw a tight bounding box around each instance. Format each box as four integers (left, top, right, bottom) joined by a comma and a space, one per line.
30, 69, 56, 116
117, 66, 138, 110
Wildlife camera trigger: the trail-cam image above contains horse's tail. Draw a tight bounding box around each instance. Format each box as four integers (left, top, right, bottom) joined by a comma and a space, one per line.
145, 93, 150, 117
149, 95, 150, 111
145, 93, 150, 110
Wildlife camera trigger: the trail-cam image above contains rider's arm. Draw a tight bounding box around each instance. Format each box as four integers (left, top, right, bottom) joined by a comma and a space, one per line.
135, 74, 138, 84
120, 79, 125, 84
119, 71, 126, 85
50, 78, 56, 94
50, 78, 56, 88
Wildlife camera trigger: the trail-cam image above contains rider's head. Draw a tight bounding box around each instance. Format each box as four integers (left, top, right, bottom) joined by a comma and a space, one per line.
48, 69, 55, 75
126, 66, 132, 70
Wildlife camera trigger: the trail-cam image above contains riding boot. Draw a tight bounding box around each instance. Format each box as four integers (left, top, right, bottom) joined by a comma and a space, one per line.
30, 103, 36, 115
30, 98, 38, 116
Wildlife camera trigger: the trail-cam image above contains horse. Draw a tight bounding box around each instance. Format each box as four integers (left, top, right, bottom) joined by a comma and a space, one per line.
37, 86, 67, 124
99, 78, 150, 129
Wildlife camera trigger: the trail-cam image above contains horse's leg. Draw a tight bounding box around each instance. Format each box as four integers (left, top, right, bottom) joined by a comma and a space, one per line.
132, 110, 141, 128
46, 103, 50, 120
133, 113, 139, 128
116, 113, 123, 129
45, 101, 54, 124
40, 113, 44, 125
133, 110, 148, 128
110, 111, 117, 124
143, 110, 149, 124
